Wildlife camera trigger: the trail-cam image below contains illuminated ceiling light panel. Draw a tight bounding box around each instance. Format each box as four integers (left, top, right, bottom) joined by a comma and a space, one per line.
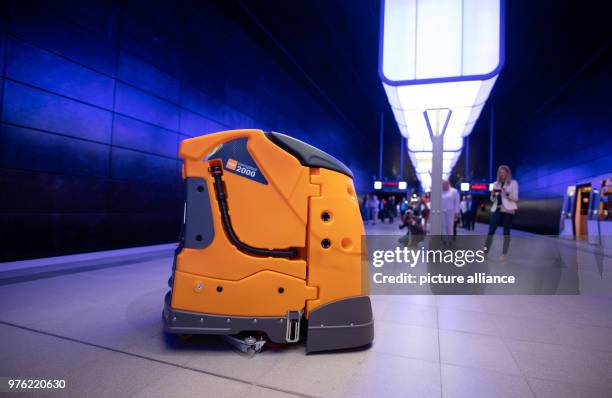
408, 150, 462, 174
419, 172, 432, 192
380, 0, 503, 188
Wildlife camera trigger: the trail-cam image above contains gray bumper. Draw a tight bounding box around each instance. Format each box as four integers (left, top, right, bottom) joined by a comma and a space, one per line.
306, 295, 374, 353
163, 292, 288, 343
163, 292, 374, 351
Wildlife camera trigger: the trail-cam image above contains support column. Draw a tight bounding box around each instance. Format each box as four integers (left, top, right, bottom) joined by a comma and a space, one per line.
379, 112, 384, 180
464, 135, 470, 179
399, 136, 405, 180
489, 105, 494, 182
424, 109, 452, 236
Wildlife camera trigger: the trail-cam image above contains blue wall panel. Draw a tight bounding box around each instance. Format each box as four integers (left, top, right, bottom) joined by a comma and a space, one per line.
114, 82, 179, 131
181, 85, 227, 125
112, 115, 178, 158
6, 38, 114, 109
106, 212, 179, 247
3, 81, 113, 143
512, 63, 612, 200
0, 169, 109, 213
117, 51, 180, 103
107, 180, 179, 213
6, 12, 116, 76
118, 7, 182, 76
179, 109, 227, 137
60, 1, 119, 41
110, 147, 177, 183
0, 34, 5, 77
3, 213, 111, 260
0, 125, 110, 177
222, 108, 256, 130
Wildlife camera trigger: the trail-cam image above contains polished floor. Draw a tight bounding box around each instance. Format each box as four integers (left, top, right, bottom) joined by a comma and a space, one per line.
1, 223, 612, 397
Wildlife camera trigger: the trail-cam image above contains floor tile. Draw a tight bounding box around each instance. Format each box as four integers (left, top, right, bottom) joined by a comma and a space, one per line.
441, 363, 533, 398
64, 351, 175, 398
380, 301, 438, 328
438, 307, 498, 336
181, 337, 284, 383
506, 339, 612, 388
372, 320, 439, 361
132, 368, 250, 398
370, 296, 390, 320
385, 294, 438, 307
436, 295, 489, 313
124, 332, 222, 366
0, 323, 61, 360
32, 302, 161, 351
439, 329, 520, 375
241, 385, 302, 398
0, 338, 111, 378
342, 351, 441, 398
492, 314, 612, 352
258, 347, 369, 398
527, 377, 612, 398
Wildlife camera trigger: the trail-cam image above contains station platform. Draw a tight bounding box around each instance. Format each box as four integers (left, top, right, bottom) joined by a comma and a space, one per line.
1, 223, 612, 397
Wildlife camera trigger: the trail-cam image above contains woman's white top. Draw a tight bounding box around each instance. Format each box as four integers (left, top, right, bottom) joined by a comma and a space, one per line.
490, 179, 519, 213
460, 199, 468, 213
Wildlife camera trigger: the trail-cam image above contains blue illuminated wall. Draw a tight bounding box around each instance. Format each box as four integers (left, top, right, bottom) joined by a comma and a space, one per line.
510, 61, 612, 199
0, 2, 369, 260
493, 54, 612, 233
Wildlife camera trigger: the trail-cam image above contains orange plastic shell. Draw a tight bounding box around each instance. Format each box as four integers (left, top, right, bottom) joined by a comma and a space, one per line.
171, 129, 369, 318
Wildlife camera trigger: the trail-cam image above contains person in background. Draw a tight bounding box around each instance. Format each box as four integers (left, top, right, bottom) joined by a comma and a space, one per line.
441, 180, 460, 236
485, 165, 519, 260
399, 196, 409, 219
420, 194, 430, 233
386, 196, 397, 224
460, 196, 469, 228
361, 194, 371, 223
453, 204, 460, 239
369, 194, 380, 225
398, 208, 425, 245
379, 197, 387, 223
465, 194, 477, 230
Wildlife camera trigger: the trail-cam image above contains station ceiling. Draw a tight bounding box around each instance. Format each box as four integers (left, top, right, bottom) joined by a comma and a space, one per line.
228, 0, 610, 181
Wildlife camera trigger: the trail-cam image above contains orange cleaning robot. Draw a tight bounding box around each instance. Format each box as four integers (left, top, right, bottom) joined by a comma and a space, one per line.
163, 129, 373, 353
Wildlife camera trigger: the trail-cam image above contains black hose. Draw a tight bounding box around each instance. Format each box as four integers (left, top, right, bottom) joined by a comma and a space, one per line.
210, 166, 298, 258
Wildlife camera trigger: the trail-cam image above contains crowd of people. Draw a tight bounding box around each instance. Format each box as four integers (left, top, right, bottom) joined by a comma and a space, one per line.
361, 193, 430, 226
361, 188, 477, 235
361, 192, 430, 237
360, 165, 519, 259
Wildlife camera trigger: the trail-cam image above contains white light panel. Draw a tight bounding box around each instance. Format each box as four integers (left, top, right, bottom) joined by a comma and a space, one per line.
380, 0, 502, 190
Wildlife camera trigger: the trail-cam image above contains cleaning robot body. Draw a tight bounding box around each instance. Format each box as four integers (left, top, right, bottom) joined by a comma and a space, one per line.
163, 129, 373, 353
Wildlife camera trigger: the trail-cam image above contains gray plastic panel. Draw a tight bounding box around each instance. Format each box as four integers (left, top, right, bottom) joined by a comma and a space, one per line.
266, 131, 353, 178
306, 296, 374, 353
163, 292, 287, 343
183, 177, 215, 249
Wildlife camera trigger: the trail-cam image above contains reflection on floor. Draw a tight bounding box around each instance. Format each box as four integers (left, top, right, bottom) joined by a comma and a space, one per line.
1, 222, 612, 397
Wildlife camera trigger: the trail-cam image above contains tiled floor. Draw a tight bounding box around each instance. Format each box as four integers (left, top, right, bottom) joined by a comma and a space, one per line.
1, 223, 611, 397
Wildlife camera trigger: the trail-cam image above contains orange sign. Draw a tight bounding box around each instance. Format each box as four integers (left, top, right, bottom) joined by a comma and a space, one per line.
226, 158, 238, 170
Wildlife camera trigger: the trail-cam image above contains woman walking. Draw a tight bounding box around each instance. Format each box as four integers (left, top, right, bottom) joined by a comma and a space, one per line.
485, 165, 519, 260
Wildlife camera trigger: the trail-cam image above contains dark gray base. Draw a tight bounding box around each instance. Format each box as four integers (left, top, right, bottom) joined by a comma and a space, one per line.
306, 295, 374, 353
163, 292, 374, 352
162, 292, 288, 343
